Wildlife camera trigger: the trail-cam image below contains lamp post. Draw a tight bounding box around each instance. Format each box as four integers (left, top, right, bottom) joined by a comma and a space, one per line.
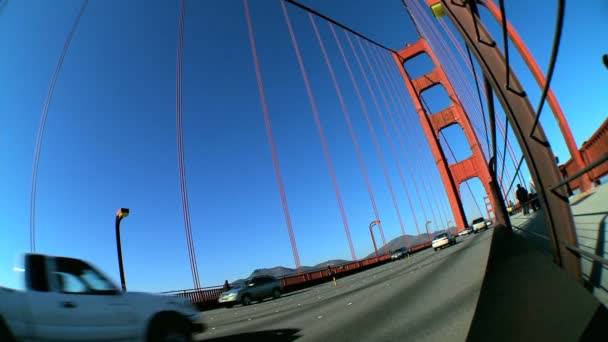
447, 220, 454, 234
369, 220, 381, 257
425, 220, 432, 241
115, 208, 130, 292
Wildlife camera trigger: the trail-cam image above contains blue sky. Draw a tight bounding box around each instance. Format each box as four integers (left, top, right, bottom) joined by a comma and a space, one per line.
1, 0, 606, 291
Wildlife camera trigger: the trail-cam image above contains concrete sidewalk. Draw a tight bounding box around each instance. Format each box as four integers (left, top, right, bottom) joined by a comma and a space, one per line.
510, 183, 608, 306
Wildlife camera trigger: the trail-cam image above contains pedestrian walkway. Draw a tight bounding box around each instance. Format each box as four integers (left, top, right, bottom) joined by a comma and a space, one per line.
510, 183, 608, 306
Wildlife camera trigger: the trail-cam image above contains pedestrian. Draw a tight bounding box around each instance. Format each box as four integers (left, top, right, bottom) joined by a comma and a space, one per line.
223, 280, 231, 292
515, 184, 529, 216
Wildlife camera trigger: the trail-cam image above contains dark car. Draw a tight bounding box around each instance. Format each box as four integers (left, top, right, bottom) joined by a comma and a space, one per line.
391, 247, 409, 261
218, 275, 282, 307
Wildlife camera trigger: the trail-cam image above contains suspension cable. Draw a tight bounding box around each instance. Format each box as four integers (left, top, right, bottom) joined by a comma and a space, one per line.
354, 35, 423, 241
365, 42, 442, 234
530, 0, 566, 136
406, 0, 491, 146
320, 21, 402, 247
283, 0, 396, 54
282, 6, 357, 260
176, 0, 201, 289
30, 0, 89, 253
244, 0, 301, 270
408, 0, 514, 201
374, 47, 452, 230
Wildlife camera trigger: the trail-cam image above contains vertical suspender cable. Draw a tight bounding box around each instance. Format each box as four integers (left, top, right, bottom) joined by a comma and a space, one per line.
372, 47, 450, 230
313, 17, 401, 249
363, 42, 441, 234
281, 4, 356, 261
329, 24, 408, 245
351, 35, 429, 241
244, 0, 301, 270
30, 0, 89, 253
176, 0, 201, 290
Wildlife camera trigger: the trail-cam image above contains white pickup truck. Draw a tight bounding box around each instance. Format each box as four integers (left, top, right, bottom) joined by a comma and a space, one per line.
471, 217, 488, 233
0, 253, 206, 341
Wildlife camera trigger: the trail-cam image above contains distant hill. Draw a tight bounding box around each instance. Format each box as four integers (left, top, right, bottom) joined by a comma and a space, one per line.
231, 259, 350, 283
364, 230, 454, 258
230, 230, 456, 283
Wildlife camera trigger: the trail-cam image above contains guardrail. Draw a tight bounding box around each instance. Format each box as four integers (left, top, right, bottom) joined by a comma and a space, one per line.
559, 118, 608, 191
162, 240, 433, 308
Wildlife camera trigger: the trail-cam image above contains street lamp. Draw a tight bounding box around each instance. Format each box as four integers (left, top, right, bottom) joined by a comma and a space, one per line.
425, 220, 432, 241
115, 208, 130, 292
447, 220, 454, 234
368, 220, 381, 257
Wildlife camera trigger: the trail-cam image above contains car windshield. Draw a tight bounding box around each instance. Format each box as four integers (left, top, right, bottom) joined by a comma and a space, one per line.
434, 233, 448, 240
229, 282, 244, 289
472, 218, 485, 224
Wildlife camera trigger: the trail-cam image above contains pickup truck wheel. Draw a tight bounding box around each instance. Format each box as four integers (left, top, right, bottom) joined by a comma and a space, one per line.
148, 316, 192, 342
242, 294, 252, 306
273, 288, 281, 299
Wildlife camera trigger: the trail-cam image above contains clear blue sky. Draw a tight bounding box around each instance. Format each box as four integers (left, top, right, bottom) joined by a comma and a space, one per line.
1, 0, 606, 291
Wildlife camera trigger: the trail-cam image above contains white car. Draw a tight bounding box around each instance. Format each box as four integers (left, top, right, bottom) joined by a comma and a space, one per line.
0, 253, 206, 341
458, 228, 472, 237
471, 217, 488, 233
432, 232, 456, 251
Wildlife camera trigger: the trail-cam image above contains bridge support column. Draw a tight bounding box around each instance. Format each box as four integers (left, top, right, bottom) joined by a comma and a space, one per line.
392, 38, 498, 230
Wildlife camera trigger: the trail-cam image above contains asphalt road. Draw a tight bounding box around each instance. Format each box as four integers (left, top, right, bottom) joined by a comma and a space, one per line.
198, 228, 494, 341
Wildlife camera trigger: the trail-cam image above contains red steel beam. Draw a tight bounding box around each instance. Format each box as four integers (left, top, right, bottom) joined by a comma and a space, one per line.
480, 0, 591, 192
432, 0, 581, 281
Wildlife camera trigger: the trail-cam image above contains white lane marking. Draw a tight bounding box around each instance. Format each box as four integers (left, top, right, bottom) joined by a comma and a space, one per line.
275, 310, 280, 313
298, 303, 302, 306
348, 302, 353, 306
317, 315, 323, 319
248, 318, 252, 321
212, 327, 216, 330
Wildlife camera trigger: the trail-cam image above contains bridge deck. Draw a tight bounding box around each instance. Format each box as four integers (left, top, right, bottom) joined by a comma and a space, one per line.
197, 185, 608, 341
199, 231, 493, 341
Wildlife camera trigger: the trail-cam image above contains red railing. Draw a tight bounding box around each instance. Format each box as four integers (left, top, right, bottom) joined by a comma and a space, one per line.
559, 118, 608, 190
162, 241, 432, 306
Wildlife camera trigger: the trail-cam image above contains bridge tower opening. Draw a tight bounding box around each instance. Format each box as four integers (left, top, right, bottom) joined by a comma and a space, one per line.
392, 39, 497, 230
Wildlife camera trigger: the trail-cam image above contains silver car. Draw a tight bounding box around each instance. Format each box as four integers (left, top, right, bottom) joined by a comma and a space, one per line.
218, 276, 282, 307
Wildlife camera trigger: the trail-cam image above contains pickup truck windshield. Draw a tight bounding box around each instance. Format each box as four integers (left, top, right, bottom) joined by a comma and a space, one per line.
54, 257, 118, 294
472, 218, 485, 224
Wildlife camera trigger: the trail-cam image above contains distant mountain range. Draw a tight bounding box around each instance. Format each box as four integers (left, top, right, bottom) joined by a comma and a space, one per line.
232, 259, 351, 283
363, 231, 452, 258
231, 231, 454, 283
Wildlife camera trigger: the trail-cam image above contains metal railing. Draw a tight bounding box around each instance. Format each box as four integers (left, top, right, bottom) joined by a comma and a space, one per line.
162, 240, 433, 305
559, 118, 608, 190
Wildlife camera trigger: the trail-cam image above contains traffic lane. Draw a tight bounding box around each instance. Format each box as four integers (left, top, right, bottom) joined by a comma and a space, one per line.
203, 244, 441, 323
200, 232, 487, 338
200, 231, 491, 341
202, 249, 435, 328
202, 241, 451, 327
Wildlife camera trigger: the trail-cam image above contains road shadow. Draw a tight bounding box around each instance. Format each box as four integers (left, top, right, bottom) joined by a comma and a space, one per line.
467, 224, 607, 342
573, 211, 608, 217
585, 214, 608, 292
200, 328, 301, 341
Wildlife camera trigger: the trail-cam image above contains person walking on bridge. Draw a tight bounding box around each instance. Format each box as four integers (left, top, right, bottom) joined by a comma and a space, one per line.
515, 184, 530, 216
